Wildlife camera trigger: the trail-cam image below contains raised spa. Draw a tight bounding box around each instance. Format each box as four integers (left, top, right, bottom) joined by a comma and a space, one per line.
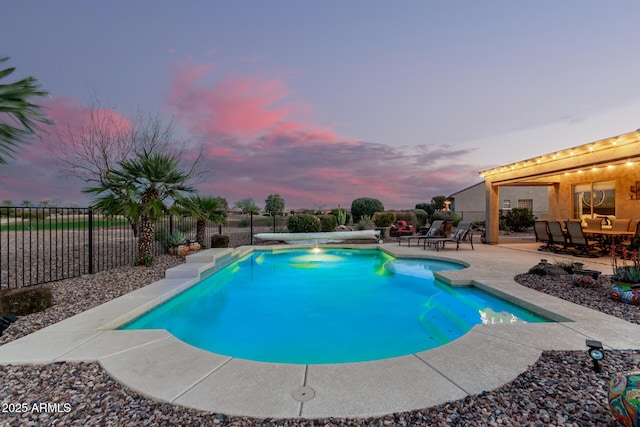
122, 248, 548, 364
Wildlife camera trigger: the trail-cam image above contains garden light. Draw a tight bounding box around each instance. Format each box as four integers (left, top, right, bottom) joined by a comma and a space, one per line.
586, 339, 605, 373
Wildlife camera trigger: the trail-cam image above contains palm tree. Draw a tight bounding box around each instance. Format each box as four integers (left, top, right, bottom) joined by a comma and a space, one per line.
187, 195, 228, 245
0, 57, 52, 164
84, 150, 195, 265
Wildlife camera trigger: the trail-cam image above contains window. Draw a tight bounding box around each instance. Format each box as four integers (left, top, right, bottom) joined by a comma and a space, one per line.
573, 180, 615, 219
518, 199, 533, 211
503, 199, 511, 209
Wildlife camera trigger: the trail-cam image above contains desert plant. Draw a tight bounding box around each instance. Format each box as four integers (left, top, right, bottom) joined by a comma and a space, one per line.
168, 231, 187, 246
287, 214, 321, 233
372, 211, 396, 227
610, 245, 640, 283
330, 207, 350, 225
357, 215, 374, 230
317, 214, 337, 232
351, 197, 384, 223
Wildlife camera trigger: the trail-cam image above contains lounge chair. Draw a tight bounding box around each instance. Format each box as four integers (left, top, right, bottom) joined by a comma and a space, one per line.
423, 222, 474, 252
398, 220, 443, 247
546, 221, 569, 253
533, 220, 554, 252
564, 221, 600, 257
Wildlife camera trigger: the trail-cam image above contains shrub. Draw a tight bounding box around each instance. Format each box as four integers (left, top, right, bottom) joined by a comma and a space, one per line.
0, 286, 53, 316
412, 209, 429, 226
395, 211, 419, 227
287, 214, 321, 233
318, 214, 337, 232
211, 235, 230, 248
351, 198, 384, 223
503, 208, 535, 232
372, 211, 396, 227
357, 215, 375, 230
238, 217, 251, 228
431, 211, 461, 226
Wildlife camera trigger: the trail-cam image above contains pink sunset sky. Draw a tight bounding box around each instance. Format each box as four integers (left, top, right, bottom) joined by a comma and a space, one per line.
2, 1, 640, 210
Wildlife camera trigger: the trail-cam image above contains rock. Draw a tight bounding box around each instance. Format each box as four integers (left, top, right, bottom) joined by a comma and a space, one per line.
528, 263, 568, 276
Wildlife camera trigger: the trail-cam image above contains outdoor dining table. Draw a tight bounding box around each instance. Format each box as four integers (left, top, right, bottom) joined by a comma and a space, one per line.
584, 229, 635, 254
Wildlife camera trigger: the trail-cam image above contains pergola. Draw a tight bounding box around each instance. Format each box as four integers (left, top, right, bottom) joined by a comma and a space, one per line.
479, 129, 640, 244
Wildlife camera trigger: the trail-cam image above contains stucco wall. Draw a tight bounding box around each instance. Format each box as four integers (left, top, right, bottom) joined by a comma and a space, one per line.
451, 182, 549, 222
545, 166, 640, 221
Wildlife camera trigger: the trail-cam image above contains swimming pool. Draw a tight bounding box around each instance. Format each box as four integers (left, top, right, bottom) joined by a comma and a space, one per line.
122, 248, 548, 364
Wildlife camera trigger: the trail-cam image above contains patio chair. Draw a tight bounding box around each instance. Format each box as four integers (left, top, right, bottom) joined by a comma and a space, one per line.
546, 221, 569, 253
398, 220, 443, 247
423, 222, 474, 252
584, 218, 603, 232
564, 221, 600, 257
533, 220, 554, 252
610, 219, 631, 232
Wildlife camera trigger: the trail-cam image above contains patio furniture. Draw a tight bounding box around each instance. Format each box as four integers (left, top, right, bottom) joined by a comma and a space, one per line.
533, 220, 554, 252
564, 221, 600, 257
546, 221, 569, 253
423, 222, 474, 252
398, 220, 443, 247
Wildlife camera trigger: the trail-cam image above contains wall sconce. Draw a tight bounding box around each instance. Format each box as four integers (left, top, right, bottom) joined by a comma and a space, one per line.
631, 181, 640, 200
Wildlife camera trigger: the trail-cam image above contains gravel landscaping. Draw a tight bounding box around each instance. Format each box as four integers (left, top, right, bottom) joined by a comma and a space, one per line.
1, 255, 639, 426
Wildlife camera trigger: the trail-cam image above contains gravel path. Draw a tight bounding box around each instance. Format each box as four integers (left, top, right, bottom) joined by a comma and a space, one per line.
1, 257, 639, 426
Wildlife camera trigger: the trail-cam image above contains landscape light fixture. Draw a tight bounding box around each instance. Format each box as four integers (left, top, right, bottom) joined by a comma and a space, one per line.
586, 339, 604, 373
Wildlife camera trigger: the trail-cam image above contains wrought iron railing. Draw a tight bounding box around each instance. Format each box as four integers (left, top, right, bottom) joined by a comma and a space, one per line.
0, 207, 288, 289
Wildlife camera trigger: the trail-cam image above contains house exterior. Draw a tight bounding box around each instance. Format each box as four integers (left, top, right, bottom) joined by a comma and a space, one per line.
479, 129, 640, 244
449, 182, 548, 223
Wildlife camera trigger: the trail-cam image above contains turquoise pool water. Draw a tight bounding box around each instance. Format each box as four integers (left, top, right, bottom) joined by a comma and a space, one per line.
122, 248, 548, 364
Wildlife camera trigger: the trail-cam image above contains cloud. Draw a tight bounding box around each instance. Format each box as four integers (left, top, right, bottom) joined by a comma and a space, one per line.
0, 58, 485, 210
165, 60, 482, 208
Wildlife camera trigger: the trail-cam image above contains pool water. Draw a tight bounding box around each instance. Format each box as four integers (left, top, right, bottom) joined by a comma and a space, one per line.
122, 248, 548, 364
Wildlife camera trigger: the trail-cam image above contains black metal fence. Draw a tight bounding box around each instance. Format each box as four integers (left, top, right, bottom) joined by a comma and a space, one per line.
0, 206, 288, 289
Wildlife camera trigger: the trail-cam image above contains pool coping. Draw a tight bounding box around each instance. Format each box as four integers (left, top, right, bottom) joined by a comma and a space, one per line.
0, 243, 639, 419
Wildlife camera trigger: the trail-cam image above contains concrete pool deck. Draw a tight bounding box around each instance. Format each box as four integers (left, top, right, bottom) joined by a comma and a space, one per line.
0, 241, 639, 418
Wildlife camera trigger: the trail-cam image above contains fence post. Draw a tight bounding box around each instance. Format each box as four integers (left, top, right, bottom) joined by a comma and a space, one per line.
88, 207, 94, 274
250, 211, 254, 245
273, 215, 276, 232
169, 215, 174, 235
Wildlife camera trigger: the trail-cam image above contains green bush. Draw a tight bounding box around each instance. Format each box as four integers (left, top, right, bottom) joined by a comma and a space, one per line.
238, 217, 251, 228
395, 211, 419, 227
503, 208, 535, 232
431, 211, 461, 226
351, 198, 384, 222
412, 209, 428, 226
317, 214, 337, 232
372, 211, 396, 227
287, 214, 321, 233
0, 286, 53, 316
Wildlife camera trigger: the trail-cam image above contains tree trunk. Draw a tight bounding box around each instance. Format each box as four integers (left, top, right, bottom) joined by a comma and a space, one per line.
196, 219, 205, 245
138, 214, 154, 265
